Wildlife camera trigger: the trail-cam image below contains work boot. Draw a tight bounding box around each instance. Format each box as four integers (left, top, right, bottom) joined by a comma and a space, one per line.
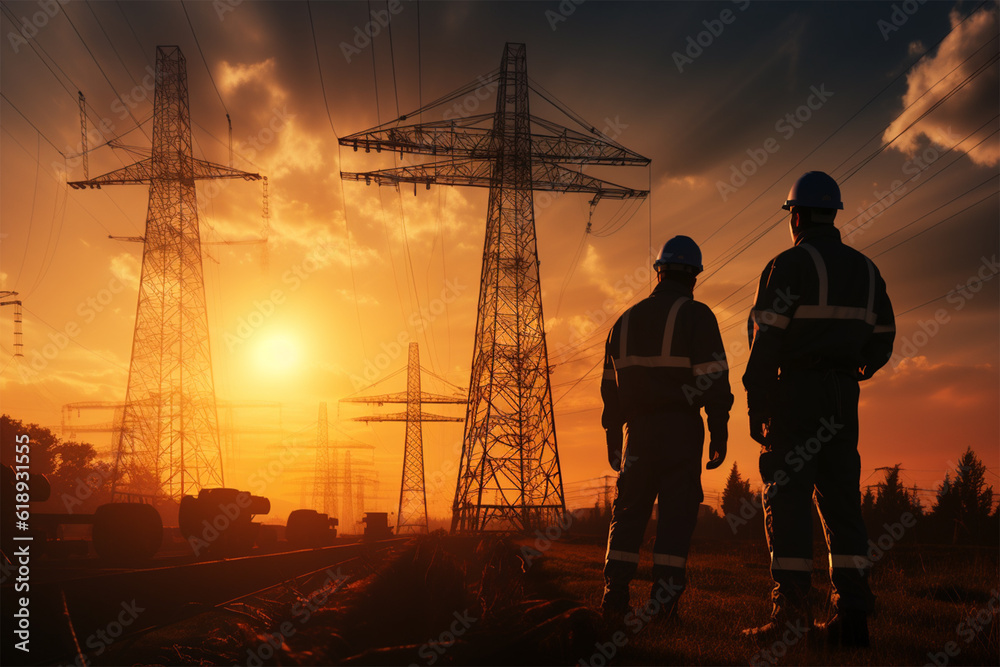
742, 602, 811, 647
600, 586, 630, 625
814, 610, 870, 648
645, 577, 683, 628
643, 596, 681, 629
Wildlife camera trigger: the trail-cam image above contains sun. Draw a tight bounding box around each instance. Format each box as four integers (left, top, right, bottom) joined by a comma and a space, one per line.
252, 332, 302, 376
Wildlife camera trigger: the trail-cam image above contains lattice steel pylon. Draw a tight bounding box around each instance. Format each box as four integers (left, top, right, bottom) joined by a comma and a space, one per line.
341, 43, 649, 532
341, 343, 465, 534
69, 46, 260, 501
312, 402, 337, 516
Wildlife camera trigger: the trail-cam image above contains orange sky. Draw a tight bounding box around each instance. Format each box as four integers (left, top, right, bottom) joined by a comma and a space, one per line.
1, 1, 997, 523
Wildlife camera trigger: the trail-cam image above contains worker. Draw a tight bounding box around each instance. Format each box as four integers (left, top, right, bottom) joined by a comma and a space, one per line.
600, 236, 733, 623
741, 171, 895, 648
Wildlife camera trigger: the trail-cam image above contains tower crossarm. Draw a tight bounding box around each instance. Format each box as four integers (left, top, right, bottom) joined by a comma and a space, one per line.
341, 391, 466, 406
68, 158, 155, 188
341, 115, 495, 159
340, 116, 647, 166
342, 158, 648, 199
350, 411, 464, 423
69, 157, 259, 188
191, 157, 261, 181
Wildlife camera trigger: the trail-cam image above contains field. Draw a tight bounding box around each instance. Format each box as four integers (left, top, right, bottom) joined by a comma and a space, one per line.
88, 533, 998, 666
525, 536, 1000, 666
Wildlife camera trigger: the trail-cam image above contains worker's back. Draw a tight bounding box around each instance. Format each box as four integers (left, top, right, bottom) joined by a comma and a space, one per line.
603, 279, 731, 426
747, 226, 895, 381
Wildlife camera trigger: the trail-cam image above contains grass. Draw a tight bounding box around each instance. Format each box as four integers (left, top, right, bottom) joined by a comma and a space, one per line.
103, 533, 996, 665
523, 536, 999, 665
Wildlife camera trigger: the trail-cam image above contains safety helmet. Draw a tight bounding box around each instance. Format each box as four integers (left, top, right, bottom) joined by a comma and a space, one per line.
782, 171, 843, 210
654, 235, 703, 274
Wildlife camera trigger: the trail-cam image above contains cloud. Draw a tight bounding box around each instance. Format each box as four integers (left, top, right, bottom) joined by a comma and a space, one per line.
884, 6, 1000, 167
109, 253, 140, 289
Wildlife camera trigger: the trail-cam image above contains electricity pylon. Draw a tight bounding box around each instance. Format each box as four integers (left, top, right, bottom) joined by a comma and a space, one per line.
340, 42, 649, 531
312, 402, 336, 515
69, 46, 260, 501
0, 292, 23, 356
308, 402, 375, 523
341, 343, 465, 535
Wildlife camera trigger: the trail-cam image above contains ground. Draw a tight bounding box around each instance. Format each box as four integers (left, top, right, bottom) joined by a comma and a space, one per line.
524, 536, 999, 666
90, 533, 1000, 666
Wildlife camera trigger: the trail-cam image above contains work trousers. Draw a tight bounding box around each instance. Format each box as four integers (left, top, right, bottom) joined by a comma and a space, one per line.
760, 368, 873, 615
603, 412, 704, 612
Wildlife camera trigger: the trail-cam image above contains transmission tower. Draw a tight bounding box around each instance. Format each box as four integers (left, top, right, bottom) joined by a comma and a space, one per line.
0, 292, 23, 357
261, 176, 270, 272
341, 343, 465, 534
312, 402, 337, 516
342, 451, 354, 531
341, 43, 649, 532
69, 46, 261, 501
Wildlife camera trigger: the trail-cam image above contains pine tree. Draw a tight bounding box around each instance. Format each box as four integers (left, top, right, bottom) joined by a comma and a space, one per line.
721, 462, 754, 519
932, 447, 994, 544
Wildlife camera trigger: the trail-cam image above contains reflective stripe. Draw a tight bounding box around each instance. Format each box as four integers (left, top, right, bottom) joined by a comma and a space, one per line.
770, 555, 813, 572
617, 355, 691, 369
607, 549, 640, 564
829, 553, 870, 570
801, 244, 828, 305
750, 308, 791, 330
661, 297, 689, 354
795, 305, 877, 325
692, 360, 728, 376
873, 324, 895, 334
796, 243, 877, 326
864, 257, 876, 315
652, 553, 686, 567
615, 297, 692, 370
618, 308, 631, 360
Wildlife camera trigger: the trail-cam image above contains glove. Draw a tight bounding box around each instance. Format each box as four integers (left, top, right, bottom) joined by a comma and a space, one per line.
706, 438, 727, 470
606, 428, 623, 472
749, 411, 771, 445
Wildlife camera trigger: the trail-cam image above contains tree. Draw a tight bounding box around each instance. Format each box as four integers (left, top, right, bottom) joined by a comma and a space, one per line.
874, 465, 922, 519
861, 487, 876, 520
1, 414, 109, 513
1, 414, 59, 474
721, 462, 754, 518
861, 465, 923, 540
931, 447, 994, 544
721, 462, 760, 538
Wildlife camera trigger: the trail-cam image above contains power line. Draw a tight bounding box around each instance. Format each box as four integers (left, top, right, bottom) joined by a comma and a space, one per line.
10, 132, 40, 291
866, 178, 999, 257
20, 304, 129, 371
306, 0, 368, 359
61, 3, 150, 140
712, 124, 1000, 335
0, 93, 65, 156
115, 0, 148, 63
180, 0, 230, 116
700, 0, 992, 247
700, 26, 999, 288
0, 124, 122, 237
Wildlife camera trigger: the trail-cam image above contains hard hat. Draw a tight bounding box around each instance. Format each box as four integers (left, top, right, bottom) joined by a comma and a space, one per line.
654, 235, 703, 274
782, 171, 843, 210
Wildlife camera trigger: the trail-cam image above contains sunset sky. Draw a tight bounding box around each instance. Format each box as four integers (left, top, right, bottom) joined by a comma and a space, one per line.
1, 0, 997, 523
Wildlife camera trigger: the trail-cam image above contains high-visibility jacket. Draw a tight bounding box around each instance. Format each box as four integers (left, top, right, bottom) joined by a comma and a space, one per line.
743, 225, 895, 412
602, 279, 734, 439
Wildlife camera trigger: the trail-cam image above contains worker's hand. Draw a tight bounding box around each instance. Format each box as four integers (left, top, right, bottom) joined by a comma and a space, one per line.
706, 438, 727, 470
749, 411, 771, 445
606, 428, 623, 472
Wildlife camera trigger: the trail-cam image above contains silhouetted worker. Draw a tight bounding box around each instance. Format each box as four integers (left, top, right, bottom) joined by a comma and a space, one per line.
600, 236, 733, 622
742, 172, 895, 648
